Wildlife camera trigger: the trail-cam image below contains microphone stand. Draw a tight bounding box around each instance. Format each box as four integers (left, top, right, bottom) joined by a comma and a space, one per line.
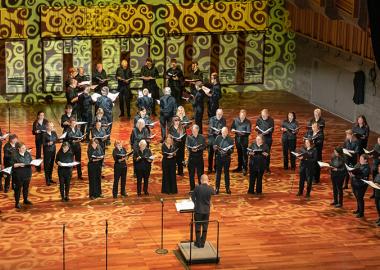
62, 224, 66, 270
105, 220, 108, 270
155, 198, 168, 254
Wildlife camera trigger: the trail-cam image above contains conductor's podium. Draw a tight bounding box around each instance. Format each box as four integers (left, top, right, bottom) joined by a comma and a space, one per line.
175, 199, 220, 265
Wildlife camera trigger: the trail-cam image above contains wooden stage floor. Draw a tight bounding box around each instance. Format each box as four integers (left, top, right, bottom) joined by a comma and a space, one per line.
0, 91, 379, 270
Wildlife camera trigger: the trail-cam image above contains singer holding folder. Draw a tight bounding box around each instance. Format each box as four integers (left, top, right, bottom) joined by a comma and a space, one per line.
207, 109, 226, 174
32, 111, 48, 172
42, 122, 58, 186
247, 135, 268, 195
133, 140, 153, 196
87, 139, 104, 200
186, 125, 206, 191
112, 140, 130, 198
255, 109, 274, 174
169, 116, 186, 176
281, 112, 299, 170
329, 147, 346, 208
231, 109, 251, 175
161, 135, 178, 194
66, 118, 83, 180
213, 127, 234, 194
12, 142, 33, 209
55, 142, 74, 202
296, 138, 317, 199
350, 154, 370, 218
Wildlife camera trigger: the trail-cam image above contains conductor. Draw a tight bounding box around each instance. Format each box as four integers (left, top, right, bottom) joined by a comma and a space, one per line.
191, 174, 215, 248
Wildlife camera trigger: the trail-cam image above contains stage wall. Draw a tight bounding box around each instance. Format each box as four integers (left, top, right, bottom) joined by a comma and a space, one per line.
0, 0, 295, 104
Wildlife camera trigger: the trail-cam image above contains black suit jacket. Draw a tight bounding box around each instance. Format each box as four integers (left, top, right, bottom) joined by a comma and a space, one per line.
191, 183, 215, 214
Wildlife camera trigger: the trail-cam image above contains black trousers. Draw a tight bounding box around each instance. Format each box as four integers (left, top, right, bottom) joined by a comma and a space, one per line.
375, 196, 380, 219
88, 161, 102, 198
175, 142, 185, 175
35, 137, 43, 171
208, 145, 216, 172
160, 113, 172, 139
207, 102, 219, 119
136, 166, 151, 194
282, 139, 296, 169
331, 172, 345, 205
235, 141, 248, 171
249, 167, 265, 194
58, 168, 72, 199
14, 176, 31, 205
194, 108, 204, 134
314, 143, 323, 182
72, 145, 82, 177
113, 165, 127, 197
105, 114, 113, 143
188, 155, 204, 190
162, 158, 177, 194
194, 213, 210, 246
352, 183, 368, 215
264, 137, 272, 172
299, 166, 313, 195
119, 88, 132, 117
80, 112, 93, 141
171, 85, 181, 104
43, 148, 55, 184
215, 155, 231, 190
2, 171, 12, 191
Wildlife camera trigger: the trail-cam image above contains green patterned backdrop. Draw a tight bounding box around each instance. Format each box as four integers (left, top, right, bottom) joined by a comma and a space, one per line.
0, 0, 295, 104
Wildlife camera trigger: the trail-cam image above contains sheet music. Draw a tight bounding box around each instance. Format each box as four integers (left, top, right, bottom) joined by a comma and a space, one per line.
75, 121, 87, 125
108, 92, 119, 102
0, 133, 10, 140
77, 81, 91, 86
1, 166, 12, 174
30, 159, 43, 166
345, 164, 355, 171
343, 148, 353, 157
318, 161, 332, 168
256, 126, 273, 134
291, 151, 302, 157
175, 199, 194, 212
361, 179, 380, 190
59, 132, 67, 139
59, 161, 80, 167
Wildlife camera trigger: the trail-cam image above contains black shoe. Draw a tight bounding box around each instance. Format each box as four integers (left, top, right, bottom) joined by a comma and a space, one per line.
50, 180, 56, 184
15, 203, 21, 209
207, 169, 212, 173
356, 213, 364, 218
113, 195, 117, 199
178, 173, 184, 177
243, 169, 247, 176
330, 202, 337, 206
352, 210, 359, 214
98, 194, 105, 198
137, 193, 142, 197
121, 193, 128, 198
305, 194, 310, 199
78, 176, 84, 180
247, 191, 255, 195
0, 185, 3, 191
335, 204, 342, 208
376, 219, 380, 224
24, 200, 33, 205
370, 194, 375, 199
64, 197, 70, 202
61, 198, 65, 202
215, 188, 219, 195
233, 168, 242, 173
119, 114, 125, 117
144, 192, 149, 196
226, 189, 231, 194
4, 187, 9, 193
90, 196, 95, 200
284, 167, 289, 170
343, 185, 348, 189
266, 170, 271, 175
296, 192, 302, 197
46, 182, 51, 186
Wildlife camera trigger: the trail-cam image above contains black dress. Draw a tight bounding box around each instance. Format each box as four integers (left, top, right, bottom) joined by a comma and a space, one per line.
248, 142, 269, 194
87, 145, 104, 198
169, 125, 186, 176
161, 144, 178, 194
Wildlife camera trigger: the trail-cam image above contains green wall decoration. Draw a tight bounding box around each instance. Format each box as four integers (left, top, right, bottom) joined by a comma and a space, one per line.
0, 0, 295, 104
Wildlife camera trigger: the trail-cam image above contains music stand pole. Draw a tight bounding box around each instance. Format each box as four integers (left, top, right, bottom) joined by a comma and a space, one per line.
106, 220, 108, 270
62, 224, 66, 270
156, 198, 168, 254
